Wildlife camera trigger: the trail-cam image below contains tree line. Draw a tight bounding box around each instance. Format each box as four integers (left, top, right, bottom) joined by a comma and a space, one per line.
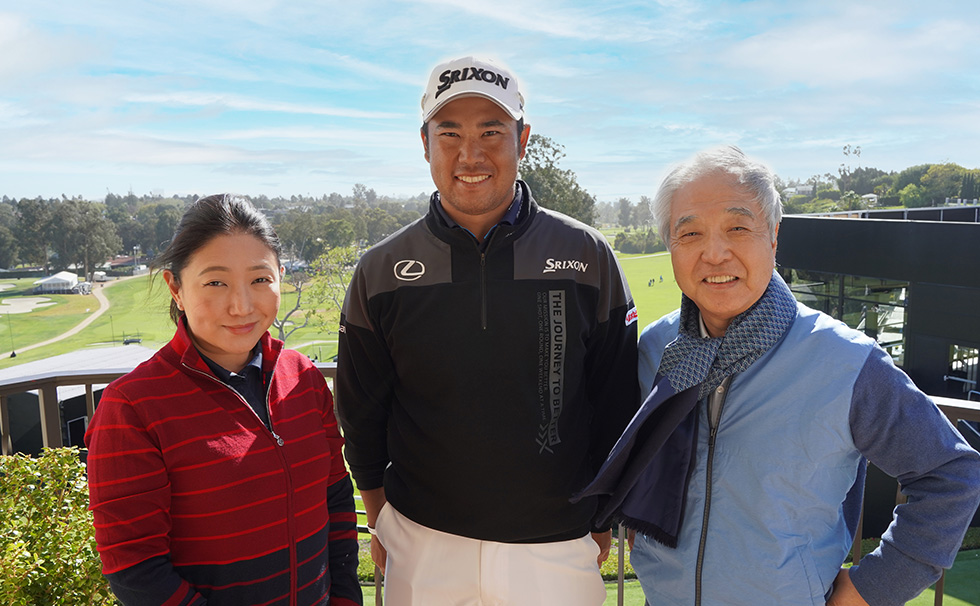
606, 148, 980, 254
780, 146, 980, 214
1, 190, 426, 279
0, 136, 597, 277
3, 139, 978, 275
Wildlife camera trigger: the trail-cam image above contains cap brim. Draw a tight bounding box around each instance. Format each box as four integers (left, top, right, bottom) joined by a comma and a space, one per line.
422, 91, 523, 123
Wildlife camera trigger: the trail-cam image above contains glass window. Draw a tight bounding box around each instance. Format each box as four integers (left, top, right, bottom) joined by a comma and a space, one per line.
780, 268, 841, 298
947, 345, 979, 400
781, 268, 907, 367
842, 276, 908, 306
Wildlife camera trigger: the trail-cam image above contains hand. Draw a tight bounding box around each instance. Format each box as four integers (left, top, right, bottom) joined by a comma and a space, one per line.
827, 568, 870, 606
359, 488, 388, 575
370, 534, 388, 576
628, 528, 636, 550
591, 530, 612, 565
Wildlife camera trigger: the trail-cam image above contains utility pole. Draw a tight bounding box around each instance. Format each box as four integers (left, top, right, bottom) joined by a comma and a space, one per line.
6, 312, 15, 357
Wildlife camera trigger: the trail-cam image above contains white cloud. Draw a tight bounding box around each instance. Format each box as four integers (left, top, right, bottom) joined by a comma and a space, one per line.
215, 126, 418, 148
123, 92, 406, 120
168, 0, 283, 19
0, 12, 96, 80
720, 6, 978, 88
402, 0, 684, 43
2, 0, 979, 202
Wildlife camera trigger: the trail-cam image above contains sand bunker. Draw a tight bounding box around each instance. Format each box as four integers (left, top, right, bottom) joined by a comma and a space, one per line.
0, 297, 57, 314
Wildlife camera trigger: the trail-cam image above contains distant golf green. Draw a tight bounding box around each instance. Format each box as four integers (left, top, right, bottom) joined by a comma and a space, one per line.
0, 278, 97, 358
0, 276, 171, 369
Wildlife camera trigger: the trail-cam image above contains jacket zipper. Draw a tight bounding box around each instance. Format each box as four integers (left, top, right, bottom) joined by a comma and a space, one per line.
480, 252, 488, 330
183, 362, 297, 603
694, 379, 730, 606
261, 371, 280, 445
183, 363, 284, 445
477, 228, 498, 331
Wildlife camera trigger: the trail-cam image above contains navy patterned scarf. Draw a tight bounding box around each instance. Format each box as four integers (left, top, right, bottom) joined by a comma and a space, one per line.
660, 270, 798, 401
574, 271, 797, 547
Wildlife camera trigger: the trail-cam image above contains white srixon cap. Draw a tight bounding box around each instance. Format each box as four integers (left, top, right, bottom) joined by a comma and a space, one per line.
421, 56, 524, 123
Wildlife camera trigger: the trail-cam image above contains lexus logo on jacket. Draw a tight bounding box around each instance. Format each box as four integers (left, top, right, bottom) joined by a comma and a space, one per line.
394, 259, 426, 281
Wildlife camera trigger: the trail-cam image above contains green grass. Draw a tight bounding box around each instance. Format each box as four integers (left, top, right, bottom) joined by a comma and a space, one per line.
83, 277, 174, 348
850, 531, 980, 606
617, 252, 682, 328
0, 278, 99, 357
0, 276, 174, 370
927, 550, 980, 606
0, 274, 342, 370
601, 580, 647, 606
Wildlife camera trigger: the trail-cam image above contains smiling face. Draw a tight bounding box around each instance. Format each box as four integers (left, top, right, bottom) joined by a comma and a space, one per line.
164, 232, 282, 372
668, 170, 778, 337
422, 95, 530, 239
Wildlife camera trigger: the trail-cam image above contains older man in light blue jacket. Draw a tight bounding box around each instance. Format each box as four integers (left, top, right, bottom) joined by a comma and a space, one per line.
578, 145, 980, 606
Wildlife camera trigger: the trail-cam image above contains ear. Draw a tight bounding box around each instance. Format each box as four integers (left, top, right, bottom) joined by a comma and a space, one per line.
771, 223, 779, 255
163, 269, 183, 310
421, 128, 430, 163
517, 123, 531, 161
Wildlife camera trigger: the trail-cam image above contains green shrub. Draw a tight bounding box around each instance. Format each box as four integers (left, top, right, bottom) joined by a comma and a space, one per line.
599, 548, 636, 581
614, 229, 666, 255
847, 526, 980, 563
964, 526, 980, 550
0, 447, 116, 606
357, 538, 377, 582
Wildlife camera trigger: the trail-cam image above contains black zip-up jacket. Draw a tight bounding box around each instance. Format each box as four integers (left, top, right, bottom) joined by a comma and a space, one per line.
337, 181, 639, 543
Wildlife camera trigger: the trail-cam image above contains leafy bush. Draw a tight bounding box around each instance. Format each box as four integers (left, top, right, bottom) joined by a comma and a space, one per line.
848, 526, 980, 563
614, 229, 666, 255
816, 188, 842, 201
356, 538, 377, 582
0, 447, 116, 606
599, 548, 637, 581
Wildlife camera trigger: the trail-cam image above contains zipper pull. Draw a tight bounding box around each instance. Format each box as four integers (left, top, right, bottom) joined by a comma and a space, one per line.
272, 432, 284, 447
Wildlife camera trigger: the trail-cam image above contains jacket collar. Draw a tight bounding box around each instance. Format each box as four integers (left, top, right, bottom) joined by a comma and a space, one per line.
425, 179, 538, 248
169, 315, 283, 377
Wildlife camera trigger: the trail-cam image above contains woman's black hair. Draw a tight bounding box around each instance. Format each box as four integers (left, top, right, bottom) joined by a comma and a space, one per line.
152, 193, 282, 324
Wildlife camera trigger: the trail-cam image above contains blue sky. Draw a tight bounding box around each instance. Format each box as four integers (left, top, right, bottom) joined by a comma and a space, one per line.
2, 0, 978, 203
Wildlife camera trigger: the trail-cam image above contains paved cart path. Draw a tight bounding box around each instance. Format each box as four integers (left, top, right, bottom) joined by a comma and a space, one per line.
0, 276, 139, 358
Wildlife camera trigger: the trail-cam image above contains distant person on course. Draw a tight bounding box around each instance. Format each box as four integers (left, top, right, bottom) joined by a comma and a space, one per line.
577, 145, 980, 606
86, 194, 361, 606
336, 56, 640, 606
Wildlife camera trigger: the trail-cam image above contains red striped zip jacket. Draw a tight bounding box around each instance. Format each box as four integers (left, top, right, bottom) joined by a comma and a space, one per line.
86, 320, 361, 606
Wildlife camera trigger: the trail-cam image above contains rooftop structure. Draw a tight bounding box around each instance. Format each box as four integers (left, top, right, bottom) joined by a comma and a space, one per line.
777, 206, 980, 401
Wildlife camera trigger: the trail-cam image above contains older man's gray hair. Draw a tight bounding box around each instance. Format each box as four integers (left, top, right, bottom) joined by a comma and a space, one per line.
653, 145, 783, 247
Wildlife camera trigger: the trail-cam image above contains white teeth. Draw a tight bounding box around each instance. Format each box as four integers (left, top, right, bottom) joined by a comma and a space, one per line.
705, 275, 737, 284
457, 175, 489, 183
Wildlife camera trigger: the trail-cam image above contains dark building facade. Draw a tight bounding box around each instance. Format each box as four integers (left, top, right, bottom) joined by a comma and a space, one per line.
776, 206, 980, 535
776, 206, 980, 401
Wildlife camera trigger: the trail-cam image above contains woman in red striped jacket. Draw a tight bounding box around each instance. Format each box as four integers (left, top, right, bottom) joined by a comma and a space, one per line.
86, 194, 361, 606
